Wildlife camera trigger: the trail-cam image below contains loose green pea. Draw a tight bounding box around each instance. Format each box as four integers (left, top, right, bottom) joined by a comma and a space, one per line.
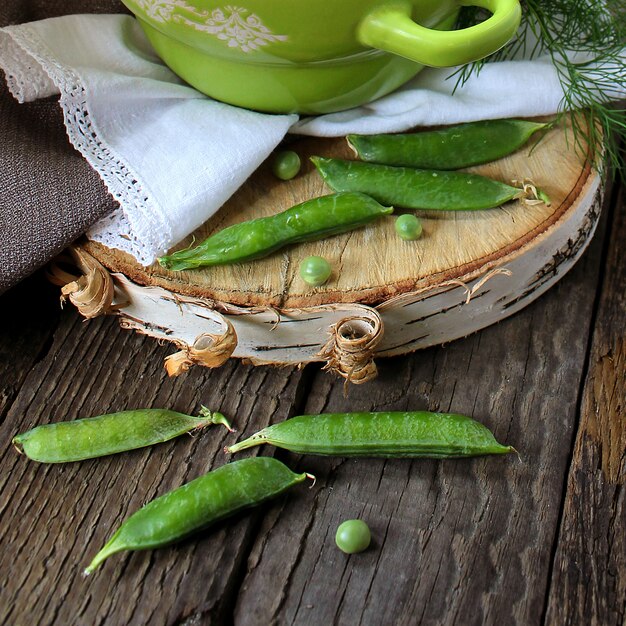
85, 457, 313, 574
12, 407, 232, 463
348, 119, 551, 170
226, 412, 514, 458
272, 150, 301, 180
336, 519, 371, 554
395, 214, 423, 240
300, 256, 332, 286
159, 193, 393, 271
312, 157, 528, 211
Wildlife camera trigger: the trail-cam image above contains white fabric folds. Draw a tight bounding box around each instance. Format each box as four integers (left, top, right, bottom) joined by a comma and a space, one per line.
1, 14, 621, 264
0, 15, 296, 264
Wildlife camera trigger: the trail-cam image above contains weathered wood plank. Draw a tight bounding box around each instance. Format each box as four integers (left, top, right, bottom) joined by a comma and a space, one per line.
233, 196, 609, 625
545, 182, 625, 626
0, 197, 618, 626
0, 298, 306, 626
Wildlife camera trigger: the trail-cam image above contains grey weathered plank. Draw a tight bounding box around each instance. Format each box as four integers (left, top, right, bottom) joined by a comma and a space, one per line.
545, 183, 625, 626
233, 201, 609, 626
0, 298, 305, 626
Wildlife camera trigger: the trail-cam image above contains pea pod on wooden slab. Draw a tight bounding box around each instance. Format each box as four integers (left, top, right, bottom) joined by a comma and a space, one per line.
226, 412, 514, 458
12, 407, 232, 463
159, 192, 393, 271
348, 119, 551, 170
311, 157, 539, 211
85, 457, 313, 574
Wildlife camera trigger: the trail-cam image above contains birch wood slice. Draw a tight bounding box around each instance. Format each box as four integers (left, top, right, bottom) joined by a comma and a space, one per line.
68, 115, 602, 381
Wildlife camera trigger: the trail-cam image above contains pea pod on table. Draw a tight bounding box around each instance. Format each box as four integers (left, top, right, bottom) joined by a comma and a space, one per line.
348, 119, 551, 170
12, 407, 232, 463
85, 457, 313, 574
159, 192, 393, 271
312, 157, 541, 211
226, 412, 514, 458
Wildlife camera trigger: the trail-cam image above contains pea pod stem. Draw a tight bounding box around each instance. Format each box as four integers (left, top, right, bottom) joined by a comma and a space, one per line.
12, 408, 232, 463
159, 192, 393, 271
85, 457, 313, 574
512, 179, 551, 207
226, 412, 514, 458
312, 157, 546, 212
347, 119, 552, 170
198, 406, 234, 432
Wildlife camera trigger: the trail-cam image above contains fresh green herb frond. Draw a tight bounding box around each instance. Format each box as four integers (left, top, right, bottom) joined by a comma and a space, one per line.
454, 0, 626, 177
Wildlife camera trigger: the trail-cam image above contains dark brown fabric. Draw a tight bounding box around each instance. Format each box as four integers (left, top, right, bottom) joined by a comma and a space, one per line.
0, 0, 130, 293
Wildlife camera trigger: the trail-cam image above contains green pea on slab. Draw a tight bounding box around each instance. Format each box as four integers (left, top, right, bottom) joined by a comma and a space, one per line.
300, 255, 332, 286
12, 407, 233, 463
347, 119, 551, 170
226, 411, 514, 458
85, 457, 314, 574
272, 150, 301, 180
395, 214, 423, 241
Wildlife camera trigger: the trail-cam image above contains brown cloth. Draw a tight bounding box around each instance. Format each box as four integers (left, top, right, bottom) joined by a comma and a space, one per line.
0, 0, 129, 293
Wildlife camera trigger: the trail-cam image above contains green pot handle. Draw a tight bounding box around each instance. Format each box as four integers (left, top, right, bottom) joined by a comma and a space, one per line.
357, 0, 521, 67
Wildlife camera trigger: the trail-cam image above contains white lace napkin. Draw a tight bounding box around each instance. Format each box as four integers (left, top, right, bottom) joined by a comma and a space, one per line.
1, 13, 617, 265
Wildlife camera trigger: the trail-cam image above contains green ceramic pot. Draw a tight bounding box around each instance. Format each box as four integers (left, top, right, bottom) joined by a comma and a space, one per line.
122, 0, 521, 114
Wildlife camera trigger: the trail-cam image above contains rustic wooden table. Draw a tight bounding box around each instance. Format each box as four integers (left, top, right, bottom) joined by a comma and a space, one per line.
0, 176, 624, 625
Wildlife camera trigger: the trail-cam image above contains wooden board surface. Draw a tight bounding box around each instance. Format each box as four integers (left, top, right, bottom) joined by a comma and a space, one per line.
0, 172, 623, 626
85, 116, 593, 309
545, 181, 626, 625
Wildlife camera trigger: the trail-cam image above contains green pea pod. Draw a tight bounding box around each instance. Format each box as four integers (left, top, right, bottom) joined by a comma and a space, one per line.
348, 119, 550, 170
85, 457, 312, 574
159, 192, 393, 271
12, 407, 232, 463
226, 412, 514, 458
312, 157, 526, 211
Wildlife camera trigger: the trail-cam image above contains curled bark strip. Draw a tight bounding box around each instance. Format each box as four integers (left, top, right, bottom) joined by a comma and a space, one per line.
447, 267, 513, 305
318, 310, 383, 386
48, 247, 115, 319
164, 318, 238, 377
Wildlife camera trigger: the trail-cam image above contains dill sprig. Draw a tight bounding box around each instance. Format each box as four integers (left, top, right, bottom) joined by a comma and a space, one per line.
455, 0, 626, 177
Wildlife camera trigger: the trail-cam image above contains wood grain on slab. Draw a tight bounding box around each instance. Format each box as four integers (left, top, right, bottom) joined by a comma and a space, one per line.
72, 117, 602, 374
84, 116, 592, 308
545, 183, 626, 626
